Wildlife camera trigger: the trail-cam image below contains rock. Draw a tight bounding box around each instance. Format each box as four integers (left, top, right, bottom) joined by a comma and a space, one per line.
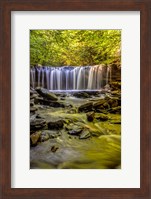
49, 132, 61, 139
110, 82, 121, 90
86, 111, 95, 122
66, 108, 77, 114
51, 146, 59, 152
36, 114, 45, 119
40, 131, 50, 142
30, 94, 38, 99
78, 102, 93, 113
60, 97, 65, 100
72, 92, 89, 98
34, 97, 65, 107
110, 90, 120, 95
117, 98, 121, 106
30, 102, 34, 107
108, 98, 118, 108
36, 87, 58, 101
110, 120, 121, 124
95, 113, 109, 121
68, 125, 83, 135
103, 102, 110, 109
30, 107, 37, 113
48, 120, 64, 130
30, 131, 41, 146
84, 91, 100, 96
79, 129, 91, 139
95, 109, 107, 114
30, 118, 46, 130
93, 99, 106, 108
30, 89, 37, 95
41, 130, 61, 139
108, 106, 121, 114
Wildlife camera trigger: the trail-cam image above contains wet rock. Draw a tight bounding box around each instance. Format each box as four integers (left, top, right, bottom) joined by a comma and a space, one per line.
41, 130, 61, 139
36, 114, 45, 119
30, 118, 46, 130
48, 120, 64, 130
30, 102, 34, 107
34, 97, 65, 107
72, 92, 89, 98
110, 82, 121, 90
107, 98, 118, 108
60, 97, 65, 100
68, 126, 83, 135
86, 111, 95, 122
108, 106, 121, 114
84, 91, 100, 96
30, 107, 37, 113
78, 102, 93, 113
118, 99, 121, 106
103, 102, 110, 109
36, 87, 58, 101
93, 99, 106, 108
40, 131, 50, 142
66, 108, 77, 114
30, 88, 37, 94
95, 113, 109, 121
30, 94, 38, 99
30, 131, 41, 146
51, 145, 59, 152
95, 109, 107, 114
110, 120, 121, 124
110, 90, 120, 96
79, 129, 91, 139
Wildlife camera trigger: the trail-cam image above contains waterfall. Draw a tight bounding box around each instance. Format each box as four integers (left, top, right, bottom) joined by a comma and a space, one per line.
30, 65, 111, 90
106, 65, 112, 85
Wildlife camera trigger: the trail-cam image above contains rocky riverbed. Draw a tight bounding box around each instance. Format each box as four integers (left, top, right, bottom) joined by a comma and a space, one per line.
30, 83, 121, 169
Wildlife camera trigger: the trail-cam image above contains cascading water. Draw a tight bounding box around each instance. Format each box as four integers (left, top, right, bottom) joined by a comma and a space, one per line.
30, 65, 112, 90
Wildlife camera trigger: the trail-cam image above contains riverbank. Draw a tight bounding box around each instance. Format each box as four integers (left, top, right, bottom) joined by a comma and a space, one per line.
30, 85, 121, 169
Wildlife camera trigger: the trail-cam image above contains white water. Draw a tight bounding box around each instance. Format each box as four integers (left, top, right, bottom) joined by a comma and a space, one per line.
30, 65, 111, 90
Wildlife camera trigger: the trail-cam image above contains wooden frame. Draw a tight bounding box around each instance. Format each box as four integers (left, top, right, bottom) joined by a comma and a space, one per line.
0, 0, 151, 198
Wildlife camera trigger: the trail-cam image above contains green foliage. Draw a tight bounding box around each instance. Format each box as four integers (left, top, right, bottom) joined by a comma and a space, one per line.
30, 30, 121, 66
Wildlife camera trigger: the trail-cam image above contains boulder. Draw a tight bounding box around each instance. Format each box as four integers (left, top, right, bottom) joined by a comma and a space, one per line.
108, 106, 121, 114
30, 131, 41, 146
30, 118, 46, 130
36, 87, 58, 101
95, 113, 109, 121
48, 120, 64, 130
30, 102, 34, 107
72, 92, 89, 98
40, 131, 50, 142
78, 102, 93, 113
51, 145, 59, 152
103, 102, 110, 109
30, 107, 37, 113
30, 89, 37, 95
93, 99, 106, 108
30, 94, 38, 99
79, 129, 91, 139
34, 97, 65, 107
40, 130, 61, 139
107, 98, 118, 108
86, 111, 95, 122
68, 126, 83, 135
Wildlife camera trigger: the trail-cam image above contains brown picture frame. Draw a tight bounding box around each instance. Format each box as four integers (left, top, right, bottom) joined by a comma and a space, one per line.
0, 0, 151, 198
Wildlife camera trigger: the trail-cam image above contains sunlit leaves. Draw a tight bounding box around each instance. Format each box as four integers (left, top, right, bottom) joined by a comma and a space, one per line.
30, 30, 121, 66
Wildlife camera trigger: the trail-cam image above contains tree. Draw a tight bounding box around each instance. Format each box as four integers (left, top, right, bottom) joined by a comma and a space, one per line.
30, 30, 121, 66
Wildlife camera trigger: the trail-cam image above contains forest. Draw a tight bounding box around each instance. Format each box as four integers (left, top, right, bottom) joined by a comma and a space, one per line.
30, 30, 121, 66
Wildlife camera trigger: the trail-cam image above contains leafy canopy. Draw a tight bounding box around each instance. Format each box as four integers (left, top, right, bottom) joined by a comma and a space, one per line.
30, 30, 121, 66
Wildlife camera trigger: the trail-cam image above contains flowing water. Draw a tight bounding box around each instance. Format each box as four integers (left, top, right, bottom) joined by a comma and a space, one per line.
30, 65, 112, 90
